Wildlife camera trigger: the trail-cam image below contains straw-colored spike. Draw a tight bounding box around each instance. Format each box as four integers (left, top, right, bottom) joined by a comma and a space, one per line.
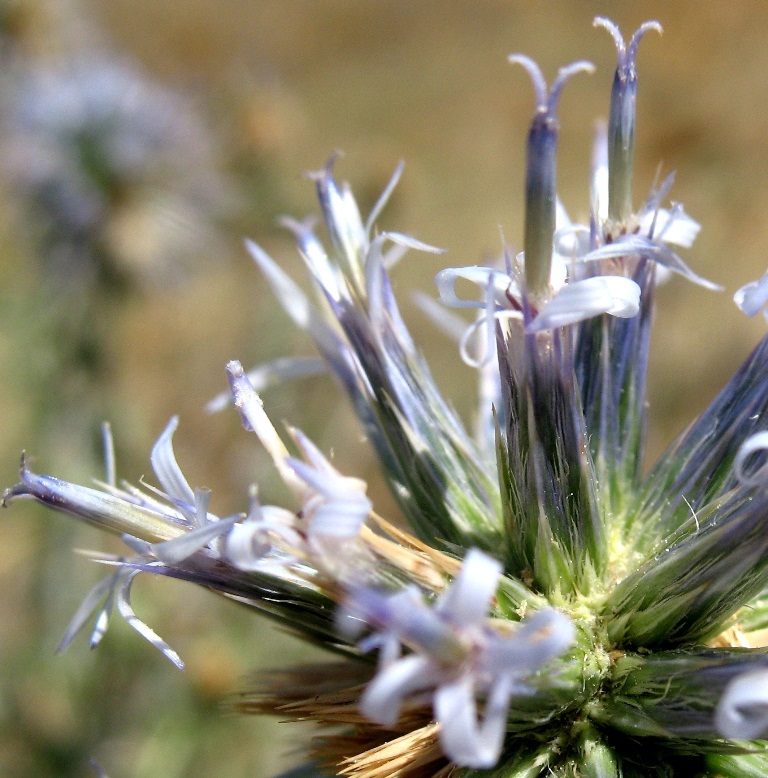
366, 514, 462, 578
337, 723, 454, 778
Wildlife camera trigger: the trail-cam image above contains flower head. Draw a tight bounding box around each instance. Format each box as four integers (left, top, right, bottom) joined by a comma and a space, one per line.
8, 14, 768, 778
341, 549, 574, 768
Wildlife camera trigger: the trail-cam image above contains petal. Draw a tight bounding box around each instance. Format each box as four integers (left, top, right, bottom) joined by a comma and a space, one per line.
528, 276, 640, 332
716, 669, 768, 740
225, 511, 300, 571
436, 548, 501, 628
289, 427, 344, 482
735, 271, 768, 318
149, 417, 196, 522
553, 224, 590, 264
483, 608, 575, 674
436, 266, 514, 310
344, 585, 460, 661
583, 235, 721, 290
360, 654, 436, 727
116, 571, 185, 669
642, 205, 700, 248
149, 513, 239, 565
434, 675, 510, 768
412, 292, 469, 342
287, 456, 367, 499
305, 497, 371, 538
735, 431, 768, 487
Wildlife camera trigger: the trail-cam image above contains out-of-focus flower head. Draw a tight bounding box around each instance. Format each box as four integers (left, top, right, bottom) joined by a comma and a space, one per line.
1, 7, 233, 290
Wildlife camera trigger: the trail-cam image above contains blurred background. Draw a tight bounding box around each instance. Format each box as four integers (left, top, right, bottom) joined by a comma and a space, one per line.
2, 1, 768, 776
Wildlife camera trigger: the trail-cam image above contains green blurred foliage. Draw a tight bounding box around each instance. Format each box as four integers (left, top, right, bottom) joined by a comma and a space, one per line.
3, 1, 768, 776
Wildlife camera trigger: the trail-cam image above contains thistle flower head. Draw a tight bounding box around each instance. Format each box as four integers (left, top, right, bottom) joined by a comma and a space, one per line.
8, 15, 768, 778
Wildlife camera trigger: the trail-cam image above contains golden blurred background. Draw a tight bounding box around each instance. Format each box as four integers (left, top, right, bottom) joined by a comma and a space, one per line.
3, 1, 768, 776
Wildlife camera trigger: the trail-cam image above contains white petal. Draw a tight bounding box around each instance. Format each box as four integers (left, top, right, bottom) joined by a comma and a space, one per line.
305, 496, 371, 538
484, 608, 575, 674
346, 585, 456, 660
116, 571, 185, 670
715, 669, 768, 740
555, 198, 572, 230
436, 548, 501, 628
475, 334, 502, 457
641, 205, 700, 248
436, 266, 514, 310
458, 315, 494, 369
735, 271, 768, 318
528, 276, 640, 332
225, 509, 300, 571
245, 239, 314, 328
583, 235, 721, 291
434, 675, 509, 768
735, 431, 768, 487
360, 654, 436, 727
149, 417, 195, 522
149, 513, 238, 565
412, 292, 468, 342
287, 455, 366, 499
553, 225, 590, 264
553, 197, 590, 263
